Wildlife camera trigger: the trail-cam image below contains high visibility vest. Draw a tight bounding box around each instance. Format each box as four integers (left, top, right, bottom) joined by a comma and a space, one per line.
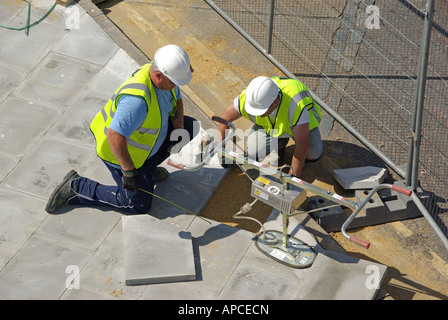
90, 63, 177, 169
238, 77, 321, 138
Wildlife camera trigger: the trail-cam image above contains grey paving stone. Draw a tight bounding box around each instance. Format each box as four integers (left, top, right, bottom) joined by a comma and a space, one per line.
333, 166, 387, 189
186, 219, 254, 292
77, 223, 146, 299
3, 138, 96, 199
36, 207, 121, 251
0, 233, 92, 299
82, 156, 117, 186
350, 29, 366, 43
0, 63, 26, 103
48, 90, 108, 147
0, 0, 26, 25
85, 48, 140, 96
60, 286, 116, 300
148, 172, 214, 230
295, 249, 387, 300
52, 12, 119, 66
13, 52, 101, 109
140, 280, 219, 300
122, 215, 196, 285
0, 13, 66, 74
334, 29, 349, 44
218, 262, 301, 299
29, 0, 87, 29
0, 187, 47, 270
0, 152, 17, 182
0, 96, 60, 157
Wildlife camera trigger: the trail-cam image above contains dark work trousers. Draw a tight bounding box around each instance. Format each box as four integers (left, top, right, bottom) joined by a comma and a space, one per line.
68, 116, 198, 214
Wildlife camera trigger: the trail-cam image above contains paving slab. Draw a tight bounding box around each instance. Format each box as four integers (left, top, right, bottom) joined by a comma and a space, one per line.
13, 52, 101, 109
52, 12, 119, 66
3, 138, 96, 199
47, 90, 108, 147
122, 215, 196, 286
0, 96, 61, 157
70, 221, 147, 300
0, 187, 47, 270
332, 166, 387, 190
0, 233, 92, 300
0, 63, 26, 103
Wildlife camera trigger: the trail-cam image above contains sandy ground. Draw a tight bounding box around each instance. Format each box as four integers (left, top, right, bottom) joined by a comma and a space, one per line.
95, 0, 448, 300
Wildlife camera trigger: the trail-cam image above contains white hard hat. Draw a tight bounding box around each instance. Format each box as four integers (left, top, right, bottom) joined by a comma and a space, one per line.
154, 44, 192, 86
245, 76, 279, 116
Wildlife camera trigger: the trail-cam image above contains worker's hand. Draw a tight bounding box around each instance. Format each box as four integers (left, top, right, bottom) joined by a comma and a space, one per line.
122, 169, 140, 191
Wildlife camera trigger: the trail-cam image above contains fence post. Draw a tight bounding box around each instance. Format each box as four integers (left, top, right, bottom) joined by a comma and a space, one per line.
266, 0, 275, 54
405, 0, 435, 190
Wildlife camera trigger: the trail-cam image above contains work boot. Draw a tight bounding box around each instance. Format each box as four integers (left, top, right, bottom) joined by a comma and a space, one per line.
155, 167, 169, 183
45, 170, 79, 214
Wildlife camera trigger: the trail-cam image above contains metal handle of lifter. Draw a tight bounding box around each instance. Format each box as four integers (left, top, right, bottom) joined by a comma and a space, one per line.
166, 116, 236, 171
341, 184, 412, 249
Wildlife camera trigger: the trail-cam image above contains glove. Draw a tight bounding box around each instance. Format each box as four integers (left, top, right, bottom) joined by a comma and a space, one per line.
122, 169, 139, 191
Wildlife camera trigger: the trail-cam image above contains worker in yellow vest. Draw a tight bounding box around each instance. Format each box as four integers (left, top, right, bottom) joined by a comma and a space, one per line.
218, 76, 322, 177
45, 45, 197, 214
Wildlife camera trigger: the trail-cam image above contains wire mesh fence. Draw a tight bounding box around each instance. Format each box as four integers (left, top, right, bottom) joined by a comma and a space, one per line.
209, 0, 448, 229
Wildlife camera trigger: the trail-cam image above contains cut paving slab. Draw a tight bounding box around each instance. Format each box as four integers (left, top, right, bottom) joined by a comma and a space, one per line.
122, 215, 196, 286
332, 166, 387, 190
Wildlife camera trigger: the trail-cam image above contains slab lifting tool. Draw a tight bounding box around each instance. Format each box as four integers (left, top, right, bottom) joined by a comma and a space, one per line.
167, 116, 412, 268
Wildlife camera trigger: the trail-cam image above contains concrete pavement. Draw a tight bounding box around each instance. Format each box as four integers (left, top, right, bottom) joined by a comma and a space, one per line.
0, 0, 387, 300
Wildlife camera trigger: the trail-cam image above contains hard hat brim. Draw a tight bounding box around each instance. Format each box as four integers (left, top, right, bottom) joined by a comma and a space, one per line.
244, 101, 270, 116
166, 70, 192, 87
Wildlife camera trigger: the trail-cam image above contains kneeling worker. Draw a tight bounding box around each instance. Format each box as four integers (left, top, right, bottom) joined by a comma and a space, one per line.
46, 44, 197, 214
218, 76, 322, 177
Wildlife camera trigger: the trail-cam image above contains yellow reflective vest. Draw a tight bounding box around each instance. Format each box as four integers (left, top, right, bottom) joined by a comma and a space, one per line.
238, 77, 321, 138
90, 63, 177, 169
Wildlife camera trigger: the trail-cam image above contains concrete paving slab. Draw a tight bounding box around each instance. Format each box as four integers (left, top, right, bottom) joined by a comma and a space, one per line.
251, 209, 387, 300
0, 63, 26, 103
0, 96, 61, 157
3, 138, 96, 199
13, 52, 101, 109
47, 90, 107, 147
0, 233, 92, 299
74, 220, 147, 299
217, 262, 302, 300
0, 10, 67, 74
149, 171, 216, 230
52, 12, 119, 66
0, 186, 47, 270
332, 166, 387, 190
85, 48, 140, 96
186, 218, 254, 293
140, 279, 219, 300
122, 215, 196, 286
0, 0, 26, 25
0, 152, 18, 182
36, 207, 120, 251
295, 250, 387, 300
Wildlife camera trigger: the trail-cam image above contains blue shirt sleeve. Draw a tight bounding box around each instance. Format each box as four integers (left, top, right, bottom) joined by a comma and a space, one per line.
109, 95, 148, 138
